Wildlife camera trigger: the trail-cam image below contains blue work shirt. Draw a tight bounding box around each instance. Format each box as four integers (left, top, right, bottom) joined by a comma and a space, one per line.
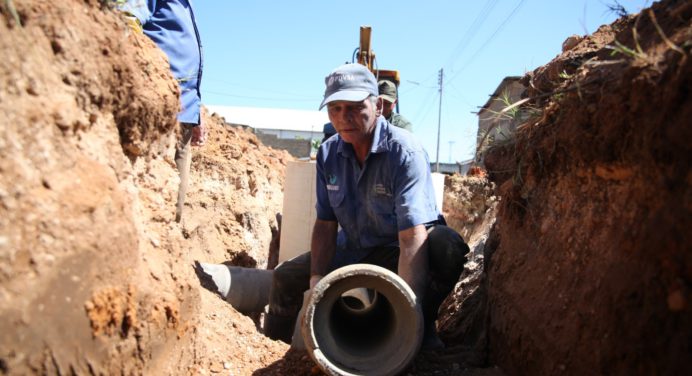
119, 0, 203, 125
315, 116, 439, 263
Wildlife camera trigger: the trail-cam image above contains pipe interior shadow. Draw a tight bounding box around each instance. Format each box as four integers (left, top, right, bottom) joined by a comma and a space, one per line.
329, 289, 395, 356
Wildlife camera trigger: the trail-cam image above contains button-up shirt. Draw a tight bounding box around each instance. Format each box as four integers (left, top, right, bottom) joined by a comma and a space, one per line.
315, 116, 439, 262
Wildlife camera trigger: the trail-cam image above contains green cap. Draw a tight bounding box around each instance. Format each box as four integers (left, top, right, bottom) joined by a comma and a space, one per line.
378, 80, 397, 103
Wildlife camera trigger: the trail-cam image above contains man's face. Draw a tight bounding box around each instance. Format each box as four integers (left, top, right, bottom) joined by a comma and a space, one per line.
327, 97, 382, 146
381, 98, 396, 118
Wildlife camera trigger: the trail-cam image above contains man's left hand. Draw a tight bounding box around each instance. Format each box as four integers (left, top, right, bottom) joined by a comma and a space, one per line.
309, 275, 323, 290
191, 119, 206, 146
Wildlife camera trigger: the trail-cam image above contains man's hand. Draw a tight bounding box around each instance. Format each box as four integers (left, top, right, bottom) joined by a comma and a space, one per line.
310, 275, 323, 290
191, 118, 206, 146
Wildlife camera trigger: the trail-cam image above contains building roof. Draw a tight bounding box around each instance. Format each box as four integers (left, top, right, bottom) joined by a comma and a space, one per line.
206, 105, 329, 133
477, 76, 522, 115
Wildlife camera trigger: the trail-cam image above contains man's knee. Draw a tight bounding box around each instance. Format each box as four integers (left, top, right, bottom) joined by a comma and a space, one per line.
268, 253, 310, 316
427, 225, 470, 282
264, 312, 295, 344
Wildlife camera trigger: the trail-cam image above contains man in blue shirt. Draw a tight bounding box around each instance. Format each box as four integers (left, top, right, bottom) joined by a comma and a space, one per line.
265, 63, 469, 350
118, 0, 205, 222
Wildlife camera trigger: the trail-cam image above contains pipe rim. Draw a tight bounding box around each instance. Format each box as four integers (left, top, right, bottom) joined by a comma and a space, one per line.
303, 264, 423, 376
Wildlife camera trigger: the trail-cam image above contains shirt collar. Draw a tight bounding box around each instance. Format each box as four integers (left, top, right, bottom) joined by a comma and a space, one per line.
336, 116, 391, 158
370, 116, 390, 154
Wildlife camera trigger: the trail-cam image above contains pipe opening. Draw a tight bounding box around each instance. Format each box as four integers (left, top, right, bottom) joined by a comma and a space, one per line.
305, 265, 423, 375
328, 289, 395, 355
339, 288, 378, 313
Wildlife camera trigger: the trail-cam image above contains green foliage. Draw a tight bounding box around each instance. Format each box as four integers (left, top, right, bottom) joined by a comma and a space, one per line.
497, 90, 520, 119
558, 70, 573, 80
311, 139, 321, 151
606, 40, 647, 60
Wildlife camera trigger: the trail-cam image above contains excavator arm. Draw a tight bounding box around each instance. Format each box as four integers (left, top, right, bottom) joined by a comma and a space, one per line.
356, 26, 400, 87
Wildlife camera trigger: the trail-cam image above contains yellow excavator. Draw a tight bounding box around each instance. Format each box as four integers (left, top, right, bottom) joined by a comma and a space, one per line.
356, 26, 398, 82
354, 25, 401, 112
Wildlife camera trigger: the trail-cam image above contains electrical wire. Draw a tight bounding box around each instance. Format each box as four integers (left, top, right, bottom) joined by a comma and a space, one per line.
204, 76, 316, 99
411, 88, 440, 130
204, 89, 318, 102
444, 0, 500, 71
446, 0, 528, 86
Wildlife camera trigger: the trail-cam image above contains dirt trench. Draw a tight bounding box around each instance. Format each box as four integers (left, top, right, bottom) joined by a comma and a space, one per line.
0, 1, 294, 374
1, 0, 689, 375
483, 0, 691, 374
0, 1, 493, 374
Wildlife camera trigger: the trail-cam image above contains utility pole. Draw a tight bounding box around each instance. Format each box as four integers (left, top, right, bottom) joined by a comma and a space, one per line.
448, 140, 455, 163
435, 68, 443, 173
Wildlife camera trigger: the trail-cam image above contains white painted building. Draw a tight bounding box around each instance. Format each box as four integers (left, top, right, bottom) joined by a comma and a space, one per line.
206, 105, 329, 141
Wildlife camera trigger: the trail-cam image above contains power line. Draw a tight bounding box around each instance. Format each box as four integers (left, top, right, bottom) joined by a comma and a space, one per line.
445, 81, 476, 108
446, 0, 528, 86
444, 0, 500, 71
204, 76, 316, 98
410, 87, 439, 128
204, 89, 318, 102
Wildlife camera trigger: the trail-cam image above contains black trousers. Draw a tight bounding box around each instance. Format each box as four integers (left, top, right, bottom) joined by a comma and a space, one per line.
264, 225, 470, 343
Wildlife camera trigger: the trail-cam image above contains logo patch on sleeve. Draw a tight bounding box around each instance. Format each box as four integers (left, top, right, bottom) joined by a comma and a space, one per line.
373, 183, 392, 197
327, 174, 339, 191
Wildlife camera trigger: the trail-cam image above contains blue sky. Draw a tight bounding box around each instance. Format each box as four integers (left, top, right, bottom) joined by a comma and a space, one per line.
194, 0, 653, 162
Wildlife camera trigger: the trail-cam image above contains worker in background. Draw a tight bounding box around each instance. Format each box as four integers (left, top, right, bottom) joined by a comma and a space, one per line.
378, 79, 413, 132
321, 122, 336, 142
264, 63, 470, 350
118, 0, 206, 222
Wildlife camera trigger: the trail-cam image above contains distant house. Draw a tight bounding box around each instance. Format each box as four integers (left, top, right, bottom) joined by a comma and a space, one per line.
431, 159, 474, 175
206, 105, 329, 158
475, 76, 527, 163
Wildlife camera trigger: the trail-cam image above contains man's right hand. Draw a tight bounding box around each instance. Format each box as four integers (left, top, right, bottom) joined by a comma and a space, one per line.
191, 119, 206, 146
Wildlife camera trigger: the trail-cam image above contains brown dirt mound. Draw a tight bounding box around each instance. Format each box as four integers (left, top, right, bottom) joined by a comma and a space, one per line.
484, 0, 691, 374
443, 173, 497, 243
0, 1, 296, 374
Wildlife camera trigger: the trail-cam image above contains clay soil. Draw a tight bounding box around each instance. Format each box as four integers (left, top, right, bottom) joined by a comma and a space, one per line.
0, 1, 294, 374
1, 0, 689, 375
0, 1, 499, 375
484, 0, 691, 374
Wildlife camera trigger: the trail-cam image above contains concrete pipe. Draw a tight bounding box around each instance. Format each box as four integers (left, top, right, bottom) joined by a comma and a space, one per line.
301, 264, 423, 376
225, 266, 273, 313
199, 263, 274, 314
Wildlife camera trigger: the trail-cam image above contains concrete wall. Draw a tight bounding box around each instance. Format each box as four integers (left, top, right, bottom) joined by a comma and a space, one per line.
279, 161, 317, 263
258, 129, 323, 141
431, 161, 472, 175
256, 133, 312, 158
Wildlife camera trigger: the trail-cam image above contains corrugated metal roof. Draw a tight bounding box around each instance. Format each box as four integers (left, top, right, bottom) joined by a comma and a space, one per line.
206, 105, 329, 133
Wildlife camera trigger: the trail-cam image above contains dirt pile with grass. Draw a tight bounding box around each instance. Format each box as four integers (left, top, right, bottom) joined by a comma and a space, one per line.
484, 0, 691, 374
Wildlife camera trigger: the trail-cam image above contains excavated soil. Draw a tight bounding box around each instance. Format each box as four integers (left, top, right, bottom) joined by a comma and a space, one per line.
484, 0, 691, 374
2, 0, 688, 375
0, 1, 498, 375
0, 1, 293, 374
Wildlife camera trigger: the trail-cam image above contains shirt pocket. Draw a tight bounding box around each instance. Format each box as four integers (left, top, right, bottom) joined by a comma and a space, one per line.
327, 189, 345, 208
368, 196, 398, 234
